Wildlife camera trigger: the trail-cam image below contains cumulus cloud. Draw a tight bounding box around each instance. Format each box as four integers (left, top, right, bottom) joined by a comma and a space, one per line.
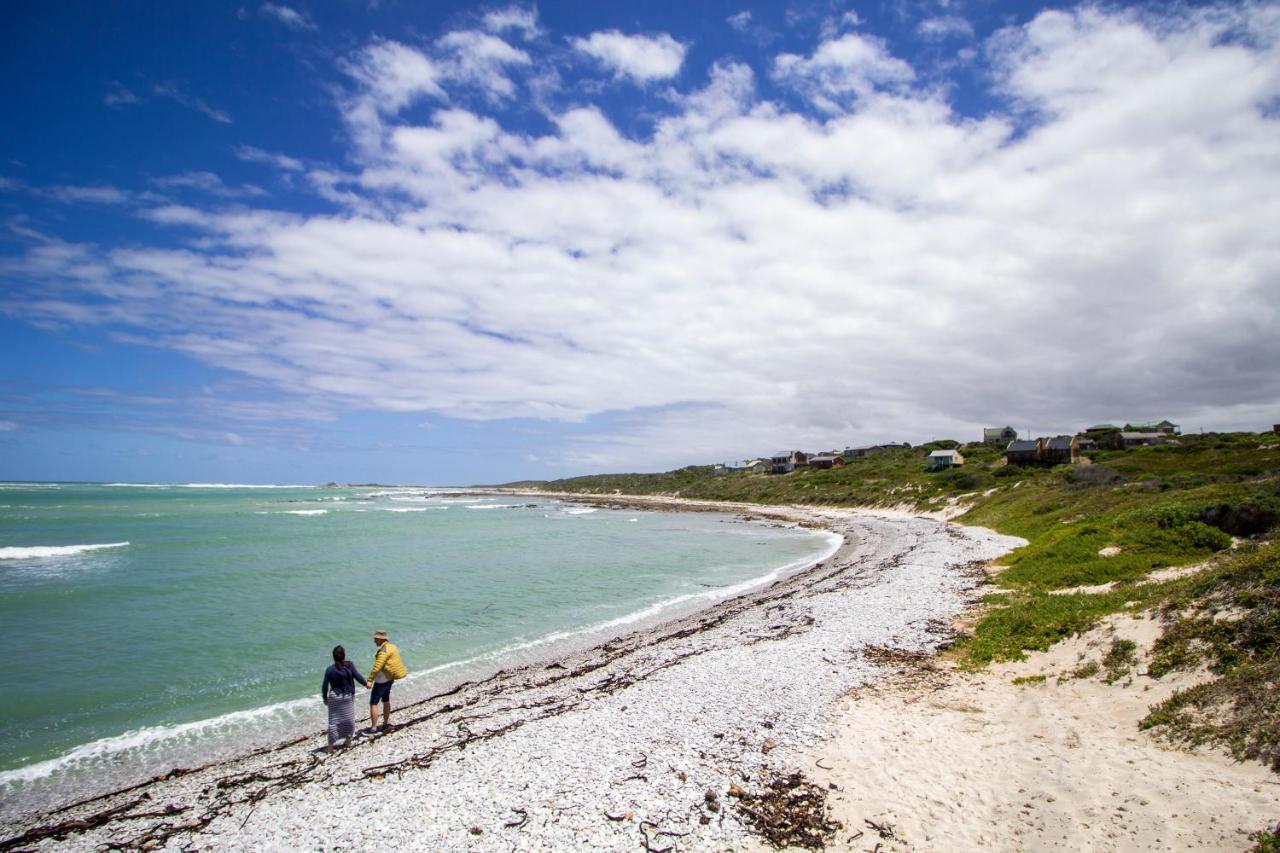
774, 32, 915, 111
260, 3, 316, 31
6, 4, 1280, 469
340, 40, 447, 152
572, 30, 687, 83
436, 30, 531, 99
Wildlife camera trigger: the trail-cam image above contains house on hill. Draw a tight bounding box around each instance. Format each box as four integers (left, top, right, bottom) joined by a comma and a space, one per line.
1043, 435, 1080, 465
1007, 436, 1082, 466
770, 451, 807, 474
1006, 439, 1044, 466
1121, 432, 1168, 448
927, 449, 964, 470
983, 426, 1018, 445
1125, 420, 1180, 435
808, 454, 845, 469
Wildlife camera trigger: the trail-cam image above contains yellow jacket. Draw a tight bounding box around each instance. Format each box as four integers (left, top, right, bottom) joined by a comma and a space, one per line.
369, 641, 407, 681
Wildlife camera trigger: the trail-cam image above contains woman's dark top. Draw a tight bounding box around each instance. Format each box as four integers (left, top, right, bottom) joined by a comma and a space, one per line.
321, 662, 368, 700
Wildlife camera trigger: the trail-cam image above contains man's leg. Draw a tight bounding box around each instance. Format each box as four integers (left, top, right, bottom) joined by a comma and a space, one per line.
370, 699, 381, 730
381, 699, 391, 730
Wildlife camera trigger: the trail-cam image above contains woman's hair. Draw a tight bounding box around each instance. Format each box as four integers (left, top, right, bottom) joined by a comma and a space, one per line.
332, 645, 348, 668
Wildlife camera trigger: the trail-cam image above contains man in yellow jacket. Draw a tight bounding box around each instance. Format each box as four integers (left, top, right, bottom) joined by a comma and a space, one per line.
366, 630, 407, 733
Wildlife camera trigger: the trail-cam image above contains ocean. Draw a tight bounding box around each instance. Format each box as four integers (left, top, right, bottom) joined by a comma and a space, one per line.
0, 482, 838, 816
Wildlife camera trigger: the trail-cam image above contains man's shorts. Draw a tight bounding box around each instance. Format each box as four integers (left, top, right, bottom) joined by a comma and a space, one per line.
370, 680, 393, 705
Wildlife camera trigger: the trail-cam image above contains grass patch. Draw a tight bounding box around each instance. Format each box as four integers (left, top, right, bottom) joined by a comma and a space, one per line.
1139, 543, 1280, 771
952, 586, 1161, 667
1011, 674, 1046, 685
1102, 638, 1138, 683
1061, 660, 1101, 682
1253, 825, 1280, 853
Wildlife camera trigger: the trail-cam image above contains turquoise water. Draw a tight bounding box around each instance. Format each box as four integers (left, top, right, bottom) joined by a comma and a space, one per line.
0, 482, 836, 813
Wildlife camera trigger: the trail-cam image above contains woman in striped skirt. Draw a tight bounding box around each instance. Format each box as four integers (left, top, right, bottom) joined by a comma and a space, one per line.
321, 645, 368, 753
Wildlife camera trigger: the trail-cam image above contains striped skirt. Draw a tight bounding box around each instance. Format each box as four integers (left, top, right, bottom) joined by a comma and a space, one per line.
326, 692, 357, 742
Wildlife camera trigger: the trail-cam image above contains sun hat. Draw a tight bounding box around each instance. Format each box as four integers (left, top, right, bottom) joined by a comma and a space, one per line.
373, 630, 389, 640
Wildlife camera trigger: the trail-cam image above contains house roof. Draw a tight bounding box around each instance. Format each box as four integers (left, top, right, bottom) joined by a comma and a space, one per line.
928, 449, 958, 458
984, 426, 1014, 437
810, 454, 841, 462
1046, 436, 1076, 450
1007, 440, 1040, 452
1086, 424, 1120, 431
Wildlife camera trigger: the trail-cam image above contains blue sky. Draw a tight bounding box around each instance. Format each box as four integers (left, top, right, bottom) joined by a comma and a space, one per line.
2, 0, 1278, 485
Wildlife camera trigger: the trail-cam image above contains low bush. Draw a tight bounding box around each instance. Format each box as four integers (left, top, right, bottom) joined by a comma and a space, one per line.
1066, 465, 1121, 486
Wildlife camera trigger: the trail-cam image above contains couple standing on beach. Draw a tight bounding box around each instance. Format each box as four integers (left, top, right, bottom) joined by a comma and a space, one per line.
320, 630, 408, 753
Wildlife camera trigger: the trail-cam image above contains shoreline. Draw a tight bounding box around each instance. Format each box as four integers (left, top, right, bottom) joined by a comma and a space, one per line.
0, 500, 1023, 850
0, 496, 839, 818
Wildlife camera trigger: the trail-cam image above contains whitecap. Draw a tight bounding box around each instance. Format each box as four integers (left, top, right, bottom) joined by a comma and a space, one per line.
0, 542, 130, 560
104, 483, 316, 489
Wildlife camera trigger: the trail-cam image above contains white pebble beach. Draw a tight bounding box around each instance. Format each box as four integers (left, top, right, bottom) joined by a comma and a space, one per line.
1, 502, 1026, 850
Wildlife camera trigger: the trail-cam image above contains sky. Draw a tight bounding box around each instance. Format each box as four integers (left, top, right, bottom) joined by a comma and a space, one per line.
1, 0, 1278, 485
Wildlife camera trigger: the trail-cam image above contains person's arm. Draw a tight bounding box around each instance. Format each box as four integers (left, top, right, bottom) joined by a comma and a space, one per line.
353, 666, 368, 688
367, 647, 387, 681
321, 669, 332, 702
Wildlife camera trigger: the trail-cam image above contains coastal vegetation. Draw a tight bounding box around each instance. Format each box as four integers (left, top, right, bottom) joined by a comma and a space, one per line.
520, 431, 1280, 779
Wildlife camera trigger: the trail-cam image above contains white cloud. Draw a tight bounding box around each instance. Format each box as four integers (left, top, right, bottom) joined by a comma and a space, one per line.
917, 15, 975, 41
225, 432, 244, 445
7, 4, 1280, 469
260, 3, 316, 31
233, 145, 305, 171
0, 420, 18, 431
153, 172, 268, 198
483, 6, 540, 38
41, 185, 132, 205
436, 30, 531, 99
727, 11, 752, 32
572, 30, 687, 83
341, 41, 446, 152
774, 32, 916, 111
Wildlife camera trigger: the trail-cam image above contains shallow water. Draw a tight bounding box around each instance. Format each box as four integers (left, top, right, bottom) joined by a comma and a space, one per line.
0, 482, 835, 814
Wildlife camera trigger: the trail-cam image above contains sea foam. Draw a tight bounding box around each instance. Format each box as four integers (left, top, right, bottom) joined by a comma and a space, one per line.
0, 542, 130, 560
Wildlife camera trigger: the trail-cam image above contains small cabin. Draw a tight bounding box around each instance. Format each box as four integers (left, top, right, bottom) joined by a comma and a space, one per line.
808, 454, 845, 469
1006, 439, 1044, 466
927, 449, 964, 470
1042, 435, 1080, 465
